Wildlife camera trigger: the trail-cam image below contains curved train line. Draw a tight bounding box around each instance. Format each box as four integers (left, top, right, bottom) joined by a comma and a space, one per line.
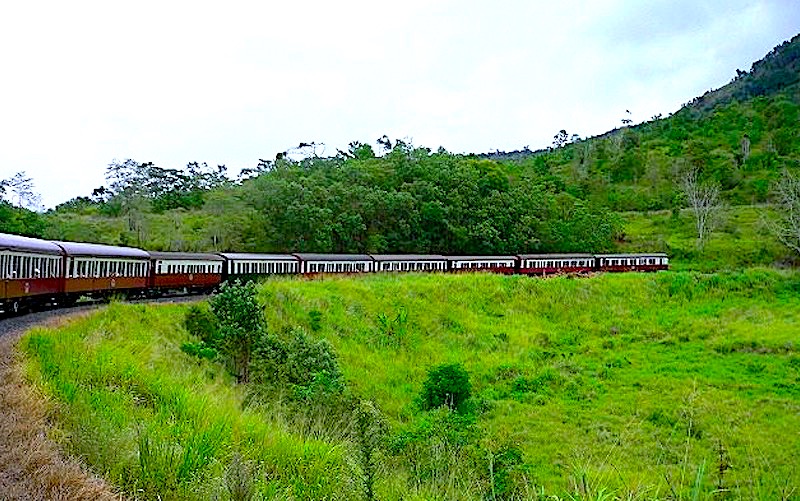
1, 231, 668, 315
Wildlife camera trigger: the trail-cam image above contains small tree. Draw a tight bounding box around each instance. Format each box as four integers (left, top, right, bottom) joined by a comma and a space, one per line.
771, 168, 800, 255
680, 165, 723, 248
420, 363, 471, 412
210, 281, 263, 382
1, 171, 42, 210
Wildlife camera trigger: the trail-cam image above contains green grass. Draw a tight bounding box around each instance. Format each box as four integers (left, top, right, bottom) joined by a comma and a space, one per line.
620, 205, 794, 272
259, 270, 800, 498
21, 270, 800, 499
21, 303, 361, 500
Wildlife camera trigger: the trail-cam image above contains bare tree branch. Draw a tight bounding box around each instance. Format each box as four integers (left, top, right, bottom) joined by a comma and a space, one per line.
680, 165, 722, 248
1, 171, 42, 210
771, 169, 800, 255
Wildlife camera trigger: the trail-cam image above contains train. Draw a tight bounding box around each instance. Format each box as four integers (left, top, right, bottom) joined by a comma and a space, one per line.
0, 231, 668, 315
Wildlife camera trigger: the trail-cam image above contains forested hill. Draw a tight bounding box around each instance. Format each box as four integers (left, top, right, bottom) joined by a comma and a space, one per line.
690, 33, 800, 112
4, 34, 800, 259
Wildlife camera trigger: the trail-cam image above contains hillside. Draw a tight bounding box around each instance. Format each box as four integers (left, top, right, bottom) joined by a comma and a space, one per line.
20, 271, 800, 499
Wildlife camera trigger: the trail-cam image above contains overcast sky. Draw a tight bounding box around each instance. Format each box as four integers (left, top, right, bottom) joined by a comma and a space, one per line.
1, 0, 799, 208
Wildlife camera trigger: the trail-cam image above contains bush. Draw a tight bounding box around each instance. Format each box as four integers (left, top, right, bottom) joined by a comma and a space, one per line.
420, 363, 472, 412
210, 281, 265, 382
251, 327, 343, 402
184, 304, 219, 348
180, 341, 218, 361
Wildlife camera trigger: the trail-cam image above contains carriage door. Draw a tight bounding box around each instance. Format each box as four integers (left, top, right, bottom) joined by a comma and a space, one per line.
1, 253, 7, 302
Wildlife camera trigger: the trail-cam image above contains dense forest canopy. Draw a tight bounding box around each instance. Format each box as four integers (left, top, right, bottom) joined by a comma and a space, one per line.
3, 34, 800, 258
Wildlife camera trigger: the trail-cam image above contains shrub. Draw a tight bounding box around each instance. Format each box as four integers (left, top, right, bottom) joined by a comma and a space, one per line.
180, 341, 218, 361
251, 327, 343, 402
420, 363, 472, 412
210, 281, 265, 382
184, 303, 219, 347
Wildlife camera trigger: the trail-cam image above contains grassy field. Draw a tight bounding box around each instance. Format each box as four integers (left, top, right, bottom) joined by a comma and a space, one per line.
21, 270, 800, 499
21, 304, 362, 500
619, 205, 794, 272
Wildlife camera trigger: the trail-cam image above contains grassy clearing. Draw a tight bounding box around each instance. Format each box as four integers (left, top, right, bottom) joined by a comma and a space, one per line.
619, 205, 794, 272
260, 270, 800, 498
20, 270, 800, 499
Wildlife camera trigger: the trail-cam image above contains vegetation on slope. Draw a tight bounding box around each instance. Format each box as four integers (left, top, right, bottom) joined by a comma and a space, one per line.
619, 206, 793, 272
22, 271, 800, 499
22, 303, 361, 500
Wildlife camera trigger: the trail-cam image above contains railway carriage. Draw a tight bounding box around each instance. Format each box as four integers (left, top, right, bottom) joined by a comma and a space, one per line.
294, 253, 374, 274
447, 255, 518, 274
0, 232, 64, 314
596, 253, 669, 272
518, 253, 595, 275
220, 253, 300, 282
54, 240, 150, 300
371, 254, 448, 272
1, 229, 672, 316
148, 251, 224, 293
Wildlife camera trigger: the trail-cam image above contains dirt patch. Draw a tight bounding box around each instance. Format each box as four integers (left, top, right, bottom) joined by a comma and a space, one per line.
0, 312, 123, 501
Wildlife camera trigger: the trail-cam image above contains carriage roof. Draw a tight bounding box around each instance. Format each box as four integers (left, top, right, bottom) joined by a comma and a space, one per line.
52, 241, 150, 259
0, 232, 62, 255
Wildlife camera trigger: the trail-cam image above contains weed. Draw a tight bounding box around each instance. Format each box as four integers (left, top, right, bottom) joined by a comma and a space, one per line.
224, 453, 254, 501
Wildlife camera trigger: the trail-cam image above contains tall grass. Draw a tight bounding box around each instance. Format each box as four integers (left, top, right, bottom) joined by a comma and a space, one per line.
259, 269, 800, 498
620, 206, 794, 272
21, 303, 360, 500
20, 269, 800, 499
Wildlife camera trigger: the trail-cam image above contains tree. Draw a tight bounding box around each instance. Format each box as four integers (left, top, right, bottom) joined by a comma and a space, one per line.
420, 363, 471, 412
552, 129, 569, 149
770, 169, 800, 255
680, 165, 723, 248
1, 171, 41, 210
210, 281, 264, 382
